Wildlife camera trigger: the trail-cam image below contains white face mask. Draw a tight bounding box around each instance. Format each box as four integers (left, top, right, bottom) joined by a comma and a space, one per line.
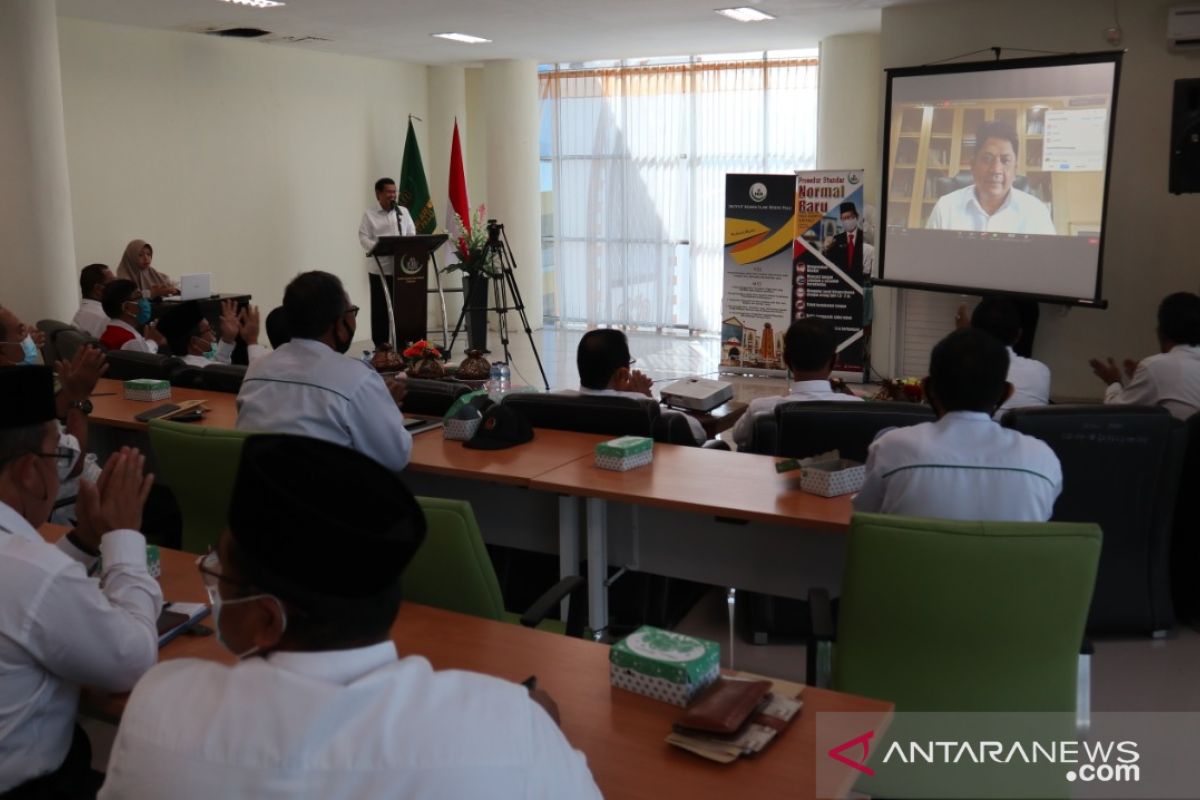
209, 589, 287, 660
842, 218, 858, 233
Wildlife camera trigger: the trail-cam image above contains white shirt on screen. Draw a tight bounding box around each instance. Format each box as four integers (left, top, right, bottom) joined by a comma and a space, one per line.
236, 337, 412, 471
98, 642, 602, 800
0, 502, 161, 792
359, 205, 417, 276
72, 298, 107, 338
926, 185, 1056, 235
996, 346, 1051, 420
731, 379, 863, 450
852, 410, 1062, 522
1104, 344, 1200, 421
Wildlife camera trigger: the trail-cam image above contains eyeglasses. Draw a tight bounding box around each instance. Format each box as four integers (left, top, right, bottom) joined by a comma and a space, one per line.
627, 358, 637, 367
345, 305, 360, 318
196, 549, 254, 605
976, 153, 1015, 167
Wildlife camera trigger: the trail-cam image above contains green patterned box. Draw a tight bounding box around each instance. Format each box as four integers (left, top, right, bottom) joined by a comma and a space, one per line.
123, 378, 171, 402
609, 626, 720, 706
595, 436, 654, 472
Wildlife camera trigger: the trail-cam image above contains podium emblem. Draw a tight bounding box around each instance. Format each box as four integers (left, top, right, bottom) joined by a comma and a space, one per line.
400, 255, 423, 276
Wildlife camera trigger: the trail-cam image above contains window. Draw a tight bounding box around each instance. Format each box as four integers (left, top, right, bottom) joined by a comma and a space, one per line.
539, 53, 818, 331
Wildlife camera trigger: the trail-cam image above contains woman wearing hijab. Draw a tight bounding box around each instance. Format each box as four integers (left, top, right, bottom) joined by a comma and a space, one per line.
116, 239, 178, 299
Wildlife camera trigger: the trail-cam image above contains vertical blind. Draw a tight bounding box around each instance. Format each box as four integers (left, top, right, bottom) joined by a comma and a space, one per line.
540, 56, 819, 332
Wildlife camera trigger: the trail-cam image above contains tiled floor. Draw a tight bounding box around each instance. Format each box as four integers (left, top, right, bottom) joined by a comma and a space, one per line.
508, 324, 1200, 714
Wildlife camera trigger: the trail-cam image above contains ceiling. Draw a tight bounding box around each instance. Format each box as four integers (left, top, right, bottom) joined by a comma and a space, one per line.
55, 0, 937, 66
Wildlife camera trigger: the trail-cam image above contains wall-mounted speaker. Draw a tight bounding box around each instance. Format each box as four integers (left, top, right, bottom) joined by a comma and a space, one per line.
1170, 78, 1200, 194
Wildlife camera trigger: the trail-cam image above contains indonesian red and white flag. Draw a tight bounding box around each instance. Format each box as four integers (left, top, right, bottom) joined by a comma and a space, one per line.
447, 119, 471, 253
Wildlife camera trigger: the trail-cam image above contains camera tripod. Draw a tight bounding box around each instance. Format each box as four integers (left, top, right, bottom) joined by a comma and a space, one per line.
447, 219, 550, 391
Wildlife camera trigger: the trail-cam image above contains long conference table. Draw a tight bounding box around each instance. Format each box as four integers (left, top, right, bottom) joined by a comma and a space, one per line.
44, 529, 890, 800
85, 378, 854, 635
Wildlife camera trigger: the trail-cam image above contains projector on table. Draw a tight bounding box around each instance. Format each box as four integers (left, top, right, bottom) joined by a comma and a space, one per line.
659, 378, 733, 412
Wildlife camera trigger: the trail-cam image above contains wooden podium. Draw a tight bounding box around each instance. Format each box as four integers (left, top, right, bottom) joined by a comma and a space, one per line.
371, 233, 449, 348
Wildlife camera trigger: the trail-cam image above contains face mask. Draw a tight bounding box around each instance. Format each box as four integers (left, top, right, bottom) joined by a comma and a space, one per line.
842, 219, 858, 233
212, 591, 287, 660
19, 335, 38, 365
136, 297, 152, 325
194, 336, 218, 360
334, 321, 353, 354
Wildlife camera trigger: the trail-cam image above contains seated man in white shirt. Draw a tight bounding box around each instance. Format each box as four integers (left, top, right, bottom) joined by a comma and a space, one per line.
99, 434, 602, 800
925, 120, 1056, 235
731, 317, 863, 450
98, 279, 166, 354
568, 329, 707, 445
1090, 291, 1200, 422
957, 296, 1051, 420
0, 366, 161, 797
157, 299, 267, 369
854, 327, 1062, 522
236, 271, 412, 471
72, 263, 114, 338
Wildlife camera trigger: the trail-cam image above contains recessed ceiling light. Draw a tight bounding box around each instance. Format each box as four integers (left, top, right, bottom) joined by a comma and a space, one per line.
432, 32, 492, 44
715, 7, 775, 23
220, 0, 286, 7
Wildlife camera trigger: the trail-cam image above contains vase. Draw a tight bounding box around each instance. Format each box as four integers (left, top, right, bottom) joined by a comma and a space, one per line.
407, 354, 445, 380
463, 272, 489, 353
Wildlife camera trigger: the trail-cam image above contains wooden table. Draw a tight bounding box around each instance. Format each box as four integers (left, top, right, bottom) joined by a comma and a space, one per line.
78, 545, 890, 800
533, 445, 853, 634
88, 378, 238, 431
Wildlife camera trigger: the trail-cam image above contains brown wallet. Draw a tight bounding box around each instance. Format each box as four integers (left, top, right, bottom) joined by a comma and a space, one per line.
674, 678, 772, 735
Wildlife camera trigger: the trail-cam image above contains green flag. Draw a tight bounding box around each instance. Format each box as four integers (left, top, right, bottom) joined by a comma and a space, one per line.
399, 120, 437, 234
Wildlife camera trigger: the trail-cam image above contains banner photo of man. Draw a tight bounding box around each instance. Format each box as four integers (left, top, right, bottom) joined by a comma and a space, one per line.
792, 170, 869, 375
720, 173, 798, 377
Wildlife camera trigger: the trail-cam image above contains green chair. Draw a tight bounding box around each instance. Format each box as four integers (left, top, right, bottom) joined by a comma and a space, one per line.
807, 513, 1101, 797
403, 497, 585, 636
147, 419, 254, 554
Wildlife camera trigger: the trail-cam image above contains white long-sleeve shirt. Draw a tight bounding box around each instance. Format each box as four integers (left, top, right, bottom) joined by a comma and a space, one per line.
996, 346, 1051, 420
0, 502, 161, 791
103, 318, 159, 354
99, 643, 602, 800
852, 410, 1062, 522
72, 299, 108, 338
731, 379, 863, 449
236, 337, 412, 471
1103, 344, 1200, 421
359, 205, 416, 277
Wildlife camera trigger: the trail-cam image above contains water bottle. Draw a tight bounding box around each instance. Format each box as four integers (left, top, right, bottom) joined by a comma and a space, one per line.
498, 361, 511, 393
488, 361, 503, 394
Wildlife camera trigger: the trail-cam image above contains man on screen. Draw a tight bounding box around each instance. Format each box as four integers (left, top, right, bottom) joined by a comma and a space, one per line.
925, 121, 1056, 235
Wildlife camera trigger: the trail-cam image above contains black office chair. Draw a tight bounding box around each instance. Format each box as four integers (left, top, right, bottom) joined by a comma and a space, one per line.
501, 393, 659, 437
1003, 405, 1188, 636
773, 400, 936, 461
171, 364, 247, 394
35, 319, 77, 365
1170, 412, 1200, 623
102, 350, 186, 382
401, 378, 471, 417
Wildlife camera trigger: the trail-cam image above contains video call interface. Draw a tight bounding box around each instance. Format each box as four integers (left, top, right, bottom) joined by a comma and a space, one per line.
879, 56, 1119, 303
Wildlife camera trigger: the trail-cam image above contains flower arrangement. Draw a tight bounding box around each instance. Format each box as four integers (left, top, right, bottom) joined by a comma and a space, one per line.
403, 340, 444, 379
443, 204, 499, 278
873, 377, 925, 404
402, 340, 442, 361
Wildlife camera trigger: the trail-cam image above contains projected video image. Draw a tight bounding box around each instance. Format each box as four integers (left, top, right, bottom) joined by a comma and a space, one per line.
879, 55, 1119, 304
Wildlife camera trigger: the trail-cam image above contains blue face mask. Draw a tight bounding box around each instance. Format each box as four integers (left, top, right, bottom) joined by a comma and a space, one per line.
19, 335, 38, 365
136, 297, 152, 325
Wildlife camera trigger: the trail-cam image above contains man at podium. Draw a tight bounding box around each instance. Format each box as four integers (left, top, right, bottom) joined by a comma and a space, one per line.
359, 177, 416, 347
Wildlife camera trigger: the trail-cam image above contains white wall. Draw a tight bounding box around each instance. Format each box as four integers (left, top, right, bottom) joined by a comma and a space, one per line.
56, 18, 427, 319
875, 0, 1200, 399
